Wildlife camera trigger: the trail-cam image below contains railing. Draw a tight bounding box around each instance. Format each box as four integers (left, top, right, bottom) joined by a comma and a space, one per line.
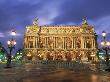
21, 60, 93, 72
0, 60, 108, 72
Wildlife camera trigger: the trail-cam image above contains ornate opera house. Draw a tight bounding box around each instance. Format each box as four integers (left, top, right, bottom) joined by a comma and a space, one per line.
24, 18, 97, 61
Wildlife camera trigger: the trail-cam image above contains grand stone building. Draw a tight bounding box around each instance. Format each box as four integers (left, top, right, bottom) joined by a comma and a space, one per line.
24, 18, 97, 61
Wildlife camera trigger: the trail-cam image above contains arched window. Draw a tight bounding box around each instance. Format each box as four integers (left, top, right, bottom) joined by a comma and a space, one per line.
48, 37, 53, 48
66, 37, 72, 49
76, 39, 81, 48
57, 37, 63, 48
86, 41, 91, 48
29, 41, 33, 48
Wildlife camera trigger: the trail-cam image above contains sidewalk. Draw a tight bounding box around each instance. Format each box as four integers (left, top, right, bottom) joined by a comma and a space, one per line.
0, 62, 110, 82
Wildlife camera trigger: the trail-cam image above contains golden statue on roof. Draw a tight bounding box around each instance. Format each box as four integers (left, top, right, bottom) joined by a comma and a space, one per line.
32, 18, 38, 26
82, 17, 88, 25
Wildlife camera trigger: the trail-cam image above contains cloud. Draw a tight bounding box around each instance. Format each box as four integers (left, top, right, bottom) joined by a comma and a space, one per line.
89, 16, 110, 34
0, 0, 110, 49
0, 0, 62, 32
52, 0, 110, 25
0, 0, 62, 48
37, 0, 62, 25
0, 32, 4, 37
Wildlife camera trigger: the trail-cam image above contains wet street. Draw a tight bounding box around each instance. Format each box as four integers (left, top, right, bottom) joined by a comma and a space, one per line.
0, 63, 110, 82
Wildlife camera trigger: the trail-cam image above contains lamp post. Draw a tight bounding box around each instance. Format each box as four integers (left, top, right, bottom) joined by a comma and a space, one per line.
101, 31, 110, 71
6, 30, 16, 68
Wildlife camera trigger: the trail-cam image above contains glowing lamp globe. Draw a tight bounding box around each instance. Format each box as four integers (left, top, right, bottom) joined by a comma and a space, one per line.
102, 31, 106, 37
7, 41, 11, 45
101, 41, 104, 46
11, 30, 16, 36
13, 41, 16, 45
106, 41, 110, 46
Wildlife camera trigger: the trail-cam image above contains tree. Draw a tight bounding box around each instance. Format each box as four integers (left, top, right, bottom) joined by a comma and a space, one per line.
0, 42, 7, 62
14, 48, 23, 61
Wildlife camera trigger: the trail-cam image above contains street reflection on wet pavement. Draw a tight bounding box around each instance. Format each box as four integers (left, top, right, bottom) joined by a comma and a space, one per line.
0, 63, 110, 82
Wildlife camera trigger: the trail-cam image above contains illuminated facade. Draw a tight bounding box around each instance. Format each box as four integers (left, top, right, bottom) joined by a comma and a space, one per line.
24, 18, 97, 61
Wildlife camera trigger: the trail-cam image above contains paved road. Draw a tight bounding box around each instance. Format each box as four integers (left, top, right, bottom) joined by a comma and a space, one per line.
0, 63, 110, 82
23, 71, 110, 82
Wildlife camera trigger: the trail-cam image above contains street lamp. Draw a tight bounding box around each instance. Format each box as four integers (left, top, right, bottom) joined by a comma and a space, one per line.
6, 30, 16, 68
102, 31, 106, 37
11, 30, 16, 36
101, 31, 110, 71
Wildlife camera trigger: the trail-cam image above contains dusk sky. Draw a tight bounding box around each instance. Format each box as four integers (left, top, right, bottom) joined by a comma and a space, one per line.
0, 0, 110, 49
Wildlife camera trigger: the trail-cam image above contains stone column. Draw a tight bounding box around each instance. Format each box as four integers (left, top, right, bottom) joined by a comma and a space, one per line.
33, 37, 35, 48
36, 37, 38, 48
55, 37, 58, 48
63, 37, 65, 49
29, 42, 30, 48
83, 37, 85, 48
72, 37, 74, 49
47, 37, 48, 48
44, 37, 46, 48
65, 37, 67, 49
47, 37, 49, 48
81, 37, 84, 49
25, 37, 27, 48
73, 38, 75, 49
56, 37, 58, 48
55, 37, 57, 48
35, 37, 38, 48
93, 39, 95, 48
46, 37, 48, 48
52, 37, 54, 49
54, 37, 56, 48
53, 37, 55, 48
83, 38, 85, 48
74, 38, 76, 49
26, 36, 28, 48
84, 38, 86, 48
85, 40, 86, 48
32, 37, 34, 48
37, 37, 39, 48
62, 37, 63, 49
28, 37, 30, 48
35, 37, 36, 48
92, 39, 94, 48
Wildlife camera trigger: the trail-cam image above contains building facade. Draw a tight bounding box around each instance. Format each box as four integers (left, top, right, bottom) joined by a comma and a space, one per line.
24, 19, 97, 61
